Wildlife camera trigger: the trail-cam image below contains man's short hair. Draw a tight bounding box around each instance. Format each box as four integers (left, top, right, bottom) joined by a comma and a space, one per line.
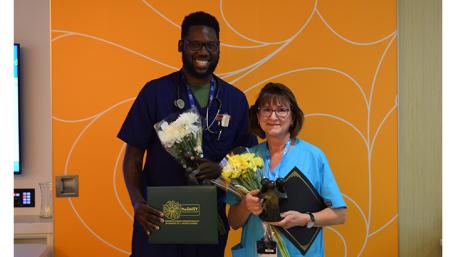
181, 11, 220, 39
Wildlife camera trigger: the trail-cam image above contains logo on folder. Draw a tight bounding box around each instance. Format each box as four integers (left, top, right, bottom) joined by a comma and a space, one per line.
163, 200, 200, 225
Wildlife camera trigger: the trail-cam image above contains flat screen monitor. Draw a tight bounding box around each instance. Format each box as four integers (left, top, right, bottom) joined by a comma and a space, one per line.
14, 43, 21, 174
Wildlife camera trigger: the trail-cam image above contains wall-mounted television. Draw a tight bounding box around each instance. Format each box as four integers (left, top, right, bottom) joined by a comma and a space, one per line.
14, 43, 21, 174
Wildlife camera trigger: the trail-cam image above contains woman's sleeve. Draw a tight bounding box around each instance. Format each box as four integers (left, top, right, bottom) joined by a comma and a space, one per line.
319, 151, 347, 209
226, 191, 241, 206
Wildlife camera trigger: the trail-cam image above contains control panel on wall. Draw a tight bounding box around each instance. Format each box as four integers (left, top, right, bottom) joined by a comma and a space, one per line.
14, 188, 35, 207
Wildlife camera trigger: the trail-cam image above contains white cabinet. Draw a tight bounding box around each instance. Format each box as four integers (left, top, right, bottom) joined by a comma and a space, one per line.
14, 244, 49, 257
14, 215, 53, 257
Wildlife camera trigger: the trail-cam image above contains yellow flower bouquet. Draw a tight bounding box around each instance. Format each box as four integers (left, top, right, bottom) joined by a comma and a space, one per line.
219, 152, 264, 194
210, 148, 291, 257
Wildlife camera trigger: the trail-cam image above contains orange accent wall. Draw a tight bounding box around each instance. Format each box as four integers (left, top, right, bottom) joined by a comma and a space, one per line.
51, 1, 397, 256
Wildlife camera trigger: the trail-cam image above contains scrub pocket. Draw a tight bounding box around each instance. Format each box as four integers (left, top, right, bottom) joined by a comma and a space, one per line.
231, 243, 246, 257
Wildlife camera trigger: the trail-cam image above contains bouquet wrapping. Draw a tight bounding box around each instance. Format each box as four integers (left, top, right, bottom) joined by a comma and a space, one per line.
212, 148, 263, 197
154, 107, 203, 184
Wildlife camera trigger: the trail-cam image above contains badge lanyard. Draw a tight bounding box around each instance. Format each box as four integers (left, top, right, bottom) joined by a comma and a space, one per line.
184, 78, 216, 110
185, 78, 225, 140
257, 139, 292, 257
263, 139, 292, 181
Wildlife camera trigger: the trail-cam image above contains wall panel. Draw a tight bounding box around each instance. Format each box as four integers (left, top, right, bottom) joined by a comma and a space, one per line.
398, 0, 442, 256
51, 1, 398, 256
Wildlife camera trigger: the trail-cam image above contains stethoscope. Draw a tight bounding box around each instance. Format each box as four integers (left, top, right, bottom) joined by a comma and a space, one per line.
174, 71, 224, 139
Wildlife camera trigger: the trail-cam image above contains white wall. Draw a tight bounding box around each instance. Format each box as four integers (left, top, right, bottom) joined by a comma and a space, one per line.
14, 0, 52, 216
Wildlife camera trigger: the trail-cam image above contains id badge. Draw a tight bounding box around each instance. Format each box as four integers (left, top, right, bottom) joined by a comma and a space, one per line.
256, 240, 277, 257
216, 114, 231, 127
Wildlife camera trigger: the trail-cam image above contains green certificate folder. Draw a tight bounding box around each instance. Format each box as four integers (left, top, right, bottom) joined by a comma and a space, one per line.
147, 186, 218, 244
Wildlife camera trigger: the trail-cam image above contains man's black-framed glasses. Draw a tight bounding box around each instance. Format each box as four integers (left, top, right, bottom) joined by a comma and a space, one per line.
183, 40, 220, 52
258, 107, 290, 118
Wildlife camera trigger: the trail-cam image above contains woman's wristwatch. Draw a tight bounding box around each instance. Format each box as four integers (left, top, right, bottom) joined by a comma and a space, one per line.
306, 212, 315, 228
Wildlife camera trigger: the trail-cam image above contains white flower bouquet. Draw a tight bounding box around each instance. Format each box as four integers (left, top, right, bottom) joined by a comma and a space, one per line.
154, 107, 203, 183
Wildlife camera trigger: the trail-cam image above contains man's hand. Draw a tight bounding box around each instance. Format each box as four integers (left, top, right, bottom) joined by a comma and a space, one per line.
192, 157, 222, 180
134, 201, 164, 235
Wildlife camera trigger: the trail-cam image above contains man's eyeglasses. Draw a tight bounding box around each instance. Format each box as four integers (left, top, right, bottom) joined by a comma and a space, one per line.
258, 107, 290, 118
183, 40, 220, 52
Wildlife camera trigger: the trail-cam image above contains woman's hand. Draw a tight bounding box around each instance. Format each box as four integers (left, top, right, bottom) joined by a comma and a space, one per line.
268, 208, 347, 229
268, 210, 309, 229
228, 189, 263, 229
244, 189, 263, 215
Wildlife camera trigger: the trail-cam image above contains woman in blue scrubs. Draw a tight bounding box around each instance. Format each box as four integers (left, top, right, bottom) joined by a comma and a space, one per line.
227, 83, 347, 257
118, 11, 256, 257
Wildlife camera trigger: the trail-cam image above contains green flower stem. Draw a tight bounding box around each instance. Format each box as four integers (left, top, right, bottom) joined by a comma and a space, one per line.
172, 133, 202, 169
270, 225, 291, 257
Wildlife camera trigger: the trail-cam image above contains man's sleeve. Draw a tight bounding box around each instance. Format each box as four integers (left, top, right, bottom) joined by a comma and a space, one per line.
117, 84, 155, 149
233, 93, 258, 148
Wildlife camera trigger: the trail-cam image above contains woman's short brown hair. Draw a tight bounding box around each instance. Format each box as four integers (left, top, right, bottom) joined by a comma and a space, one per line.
249, 82, 304, 139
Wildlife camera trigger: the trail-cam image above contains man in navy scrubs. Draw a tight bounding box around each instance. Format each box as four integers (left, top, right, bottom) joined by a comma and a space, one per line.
118, 11, 257, 257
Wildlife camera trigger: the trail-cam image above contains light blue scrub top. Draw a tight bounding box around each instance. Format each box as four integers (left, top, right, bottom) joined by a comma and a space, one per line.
226, 139, 346, 257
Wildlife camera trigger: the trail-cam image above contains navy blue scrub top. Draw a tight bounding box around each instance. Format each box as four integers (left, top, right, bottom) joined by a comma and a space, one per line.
118, 71, 257, 257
